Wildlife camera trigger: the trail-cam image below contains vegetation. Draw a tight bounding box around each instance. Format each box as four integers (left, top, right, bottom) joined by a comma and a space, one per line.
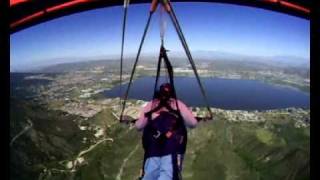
10, 98, 93, 180
10, 96, 309, 180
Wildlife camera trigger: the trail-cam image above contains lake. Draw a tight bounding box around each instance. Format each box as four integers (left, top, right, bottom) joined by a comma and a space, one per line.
103, 76, 309, 110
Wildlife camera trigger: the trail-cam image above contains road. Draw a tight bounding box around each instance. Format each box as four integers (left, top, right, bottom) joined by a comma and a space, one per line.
10, 119, 33, 147
116, 143, 140, 180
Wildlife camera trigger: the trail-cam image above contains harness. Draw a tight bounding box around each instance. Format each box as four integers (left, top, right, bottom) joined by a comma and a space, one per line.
140, 98, 186, 180
143, 99, 187, 158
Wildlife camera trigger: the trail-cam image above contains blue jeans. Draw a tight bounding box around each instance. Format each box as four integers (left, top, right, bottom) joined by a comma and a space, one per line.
142, 154, 184, 180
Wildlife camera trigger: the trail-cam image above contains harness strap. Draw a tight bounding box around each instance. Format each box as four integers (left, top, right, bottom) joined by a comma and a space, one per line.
146, 45, 185, 138
151, 45, 182, 117
160, 45, 182, 118
152, 45, 164, 100
172, 153, 182, 180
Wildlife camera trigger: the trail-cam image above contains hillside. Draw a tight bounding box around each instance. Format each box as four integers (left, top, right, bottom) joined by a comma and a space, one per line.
10, 97, 309, 180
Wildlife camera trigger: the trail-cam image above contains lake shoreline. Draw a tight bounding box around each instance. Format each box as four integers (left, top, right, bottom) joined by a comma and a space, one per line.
103, 76, 310, 110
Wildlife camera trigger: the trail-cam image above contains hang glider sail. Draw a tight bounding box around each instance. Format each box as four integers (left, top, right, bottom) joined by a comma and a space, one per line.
10, 0, 310, 33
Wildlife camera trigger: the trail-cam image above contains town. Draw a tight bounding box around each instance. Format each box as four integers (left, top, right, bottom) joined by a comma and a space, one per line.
17, 59, 310, 129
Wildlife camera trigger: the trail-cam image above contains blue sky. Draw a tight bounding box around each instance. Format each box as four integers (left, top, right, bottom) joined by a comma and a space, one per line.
10, 2, 310, 71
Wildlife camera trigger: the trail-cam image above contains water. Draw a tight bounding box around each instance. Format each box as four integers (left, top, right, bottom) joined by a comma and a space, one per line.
104, 76, 309, 110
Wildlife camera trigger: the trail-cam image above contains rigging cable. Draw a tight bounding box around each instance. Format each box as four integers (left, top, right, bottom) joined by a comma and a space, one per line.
120, 3, 158, 121
119, 0, 130, 107
165, 0, 213, 119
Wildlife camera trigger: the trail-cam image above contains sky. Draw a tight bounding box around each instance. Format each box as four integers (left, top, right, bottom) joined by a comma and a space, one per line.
10, 2, 310, 71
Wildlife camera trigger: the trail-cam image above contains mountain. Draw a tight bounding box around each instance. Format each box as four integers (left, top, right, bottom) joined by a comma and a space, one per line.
168, 50, 309, 68
11, 55, 123, 73
269, 55, 310, 67
11, 50, 309, 73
